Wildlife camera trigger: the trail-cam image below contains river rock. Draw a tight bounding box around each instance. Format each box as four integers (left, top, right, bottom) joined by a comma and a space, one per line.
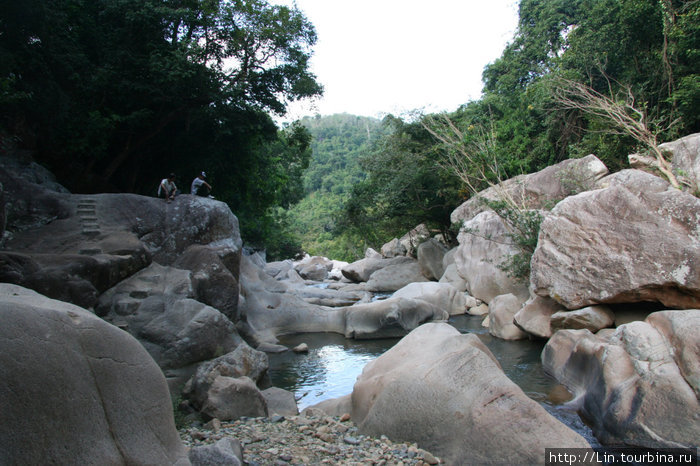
417, 238, 447, 280
450, 154, 608, 225
399, 224, 431, 256
488, 293, 528, 340
341, 255, 413, 283
550, 305, 615, 333
630, 133, 700, 192
393, 282, 467, 315
0, 284, 189, 465
542, 310, 700, 450
199, 376, 268, 421
381, 237, 407, 257
240, 255, 346, 343
365, 258, 430, 292
96, 263, 241, 388
513, 295, 566, 338
344, 297, 448, 339
306, 394, 354, 418
262, 387, 299, 416
184, 343, 270, 412
531, 169, 700, 310
351, 323, 591, 464
189, 438, 243, 466
454, 210, 530, 304
174, 244, 241, 321
265, 259, 294, 279
295, 255, 333, 281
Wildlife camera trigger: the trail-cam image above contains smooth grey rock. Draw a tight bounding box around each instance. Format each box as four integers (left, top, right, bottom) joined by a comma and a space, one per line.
393, 282, 467, 315
550, 305, 615, 333
0, 284, 189, 465
450, 154, 608, 225
365, 259, 429, 292
454, 211, 530, 303
513, 295, 565, 339
189, 438, 242, 466
488, 293, 528, 340
262, 387, 299, 417
352, 323, 591, 464
416, 238, 448, 281
542, 311, 700, 450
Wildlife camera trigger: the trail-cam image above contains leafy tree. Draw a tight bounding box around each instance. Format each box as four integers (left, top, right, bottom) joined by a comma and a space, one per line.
1, 0, 322, 253
339, 114, 463, 251
285, 114, 383, 261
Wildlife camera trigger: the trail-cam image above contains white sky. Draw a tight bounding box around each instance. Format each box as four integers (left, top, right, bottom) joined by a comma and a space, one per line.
276, 0, 520, 120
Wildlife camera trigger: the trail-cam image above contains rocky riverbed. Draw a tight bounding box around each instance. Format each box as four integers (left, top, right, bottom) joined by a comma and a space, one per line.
179, 410, 441, 465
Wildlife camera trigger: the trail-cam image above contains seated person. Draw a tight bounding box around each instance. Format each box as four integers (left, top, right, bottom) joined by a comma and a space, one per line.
191, 171, 212, 196
158, 173, 177, 202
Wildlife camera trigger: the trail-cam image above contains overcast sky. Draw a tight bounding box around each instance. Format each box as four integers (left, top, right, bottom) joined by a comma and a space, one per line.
275, 1, 520, 120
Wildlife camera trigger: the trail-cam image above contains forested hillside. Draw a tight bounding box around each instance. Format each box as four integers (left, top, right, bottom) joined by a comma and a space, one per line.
284, 114, 384, 261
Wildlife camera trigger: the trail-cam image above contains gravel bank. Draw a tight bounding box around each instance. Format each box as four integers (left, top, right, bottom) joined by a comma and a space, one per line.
180, 409, 441, 465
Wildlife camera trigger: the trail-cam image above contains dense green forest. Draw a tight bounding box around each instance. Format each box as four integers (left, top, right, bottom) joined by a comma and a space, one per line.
283, 114, 384, 261
2, 0, 698, 261
0, 0, 321, 255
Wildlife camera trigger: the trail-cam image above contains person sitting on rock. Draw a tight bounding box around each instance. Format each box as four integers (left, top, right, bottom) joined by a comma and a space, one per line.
191, 171, 213, 197
158, 173, 178, 202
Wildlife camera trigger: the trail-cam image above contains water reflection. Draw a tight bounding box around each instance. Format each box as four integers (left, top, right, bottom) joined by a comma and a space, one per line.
267, 314, 599, 445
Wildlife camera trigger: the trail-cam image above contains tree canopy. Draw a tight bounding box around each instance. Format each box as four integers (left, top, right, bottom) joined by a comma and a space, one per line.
1, 0, 321, 252
333, 0, 698, 259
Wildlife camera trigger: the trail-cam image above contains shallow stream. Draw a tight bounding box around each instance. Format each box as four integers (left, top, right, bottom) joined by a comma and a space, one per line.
268, 313, 601, 446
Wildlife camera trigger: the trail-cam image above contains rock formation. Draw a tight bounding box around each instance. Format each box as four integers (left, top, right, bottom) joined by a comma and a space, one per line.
542, 310, 700, 450
351, 323, 591, 464
531, 169, 700, 309
0, 284, 189, 465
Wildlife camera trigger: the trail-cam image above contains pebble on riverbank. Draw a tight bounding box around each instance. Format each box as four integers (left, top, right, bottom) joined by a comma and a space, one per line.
180, 409, 441, 465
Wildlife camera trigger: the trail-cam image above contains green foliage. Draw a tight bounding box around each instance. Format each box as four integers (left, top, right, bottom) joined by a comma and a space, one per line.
481, 199, 543, 281
284, 114, 384, 261
1, 0, 321, 254
338, 115, 463, 253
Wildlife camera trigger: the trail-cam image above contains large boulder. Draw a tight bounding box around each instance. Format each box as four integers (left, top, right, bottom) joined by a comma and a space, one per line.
341, 255, 413, 283
0, 186, 243, 312
365, 258, 429, 292
542, 310, 700, 450
630, 133, 700, 192
96, 263, 241, 389
351, 323, 591, 464
0, 284, 189, 465
343, 297, 449, 339
531, 170, 700, 310
513, 295, 566, 339
450, 154, 608, 225
399, 224, 430, 256
294, 255, 333, 281
381, 237, 407, 258
453, 211, 530, 304
393, 282, 467, 315
488, 293, 528, 340
239, 255, 346, 343
550, 305, 615, 333
174, 244, 241, 321
416, 238, 448, 281
241, 256, 448, 341
183, 344, 271, 421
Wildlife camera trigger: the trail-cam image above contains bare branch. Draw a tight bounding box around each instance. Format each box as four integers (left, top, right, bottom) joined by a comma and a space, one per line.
551, 75, 680, 189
